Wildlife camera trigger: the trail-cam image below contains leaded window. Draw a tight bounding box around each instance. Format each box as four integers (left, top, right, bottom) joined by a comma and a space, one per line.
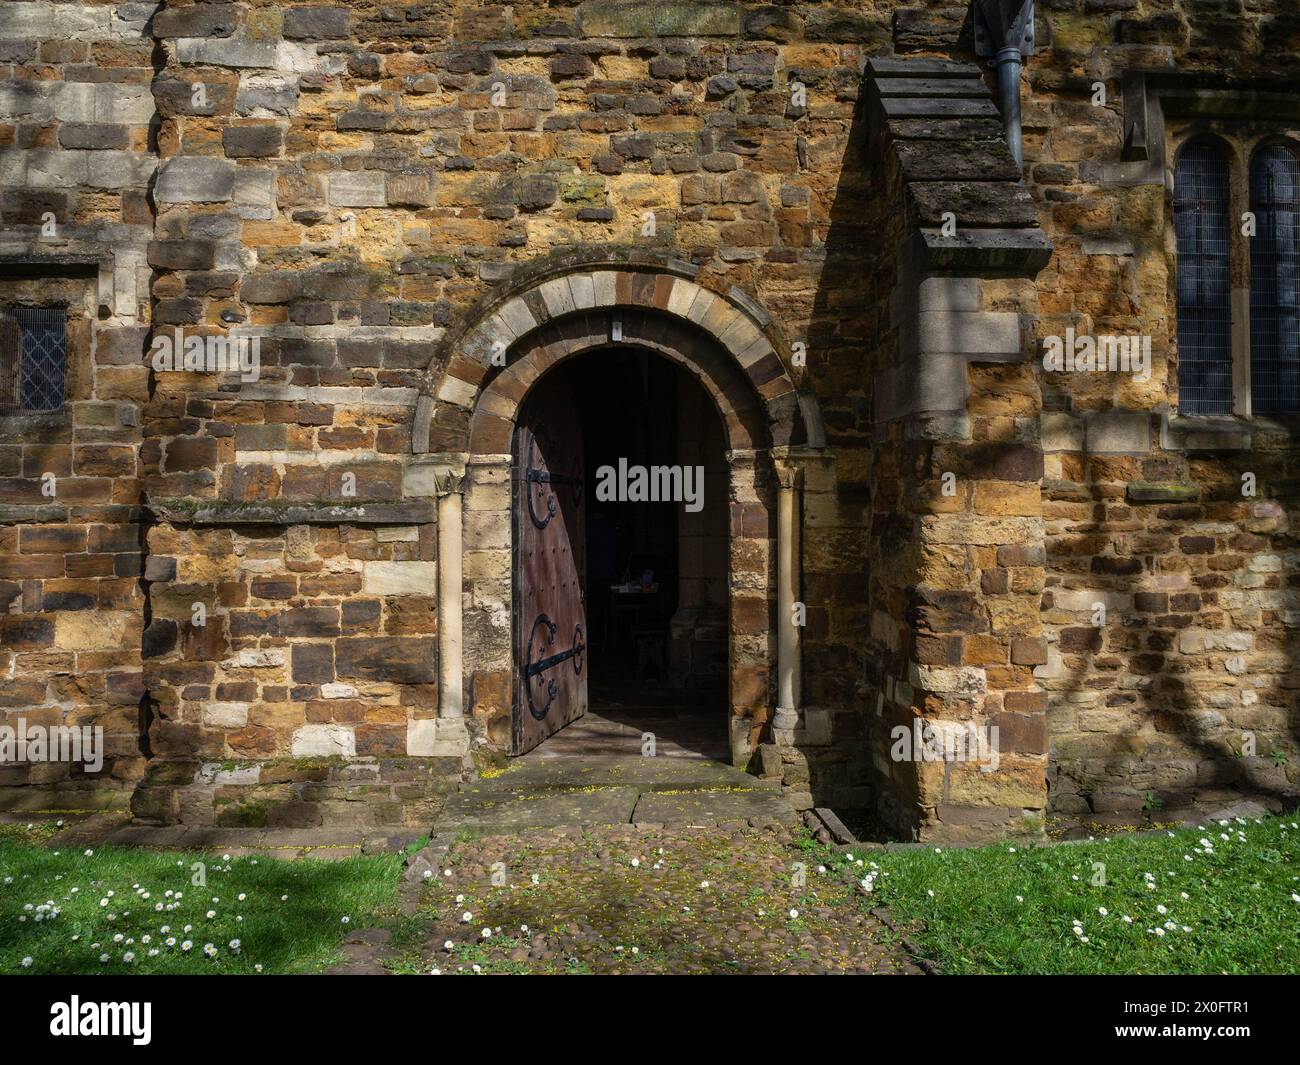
0, 307, 67, 413
1174, 141, 1233, 414
1249, 141, 1300, 414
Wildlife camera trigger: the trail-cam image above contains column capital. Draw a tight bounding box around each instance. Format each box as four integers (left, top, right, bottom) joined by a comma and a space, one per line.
405, 453, 469, 497
434, 469, 468, 497
770, 446, 813, 490
426, 452, 467, 496
772, 462, 803, 491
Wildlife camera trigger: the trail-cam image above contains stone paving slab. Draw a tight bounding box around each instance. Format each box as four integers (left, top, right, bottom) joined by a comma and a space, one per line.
632, 788, 799, 826
437, 785, 641, 835
434, 752, 796, 837
485, 754, 773, 790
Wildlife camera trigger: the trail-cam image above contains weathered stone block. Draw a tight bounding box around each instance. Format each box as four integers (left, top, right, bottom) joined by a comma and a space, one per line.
406, 719, 437, 756
911, 310, 1022, 357
1085, 410, 1151, 455
282, 6, 349, 40
204, 702, 249, 728
176, 37, 277, 68
386, 173, 434, 207
362, 561, 437, 597
328, 170, 386, 207
222, 124, 282, 159
292, 643, 335, 684
155, 156, 236, 204
291, 724, 356, 758
147, 240, 215, 270
153, 3, 239, 39
336, 638, 437, 684
57, 123, 128, 151
1041, 412, 1083, 453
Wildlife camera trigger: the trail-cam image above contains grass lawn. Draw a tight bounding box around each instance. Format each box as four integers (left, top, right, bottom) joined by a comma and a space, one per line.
0, 822, 407, 975
803, 812, 1300, 974
3, 813, 1298, 975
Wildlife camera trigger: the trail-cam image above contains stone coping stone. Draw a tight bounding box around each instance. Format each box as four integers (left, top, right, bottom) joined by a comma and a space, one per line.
910, 227, 1053, 276
152, 499, 436, 526
867, 58, 982, 79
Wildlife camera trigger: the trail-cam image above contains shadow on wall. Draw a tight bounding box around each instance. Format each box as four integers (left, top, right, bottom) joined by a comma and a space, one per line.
1046, 462, 1300, 820
797, 81, 878, 811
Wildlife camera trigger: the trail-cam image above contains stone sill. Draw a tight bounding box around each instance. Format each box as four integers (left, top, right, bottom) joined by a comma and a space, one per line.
1160, 413, 1300, 452
0, 411, 71, 435
151, 499, 436, 526
0, 253, 101, 275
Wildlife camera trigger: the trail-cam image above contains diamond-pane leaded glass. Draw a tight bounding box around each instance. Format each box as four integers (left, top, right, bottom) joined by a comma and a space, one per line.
1250, 142, 1300, 414
1174, 142, 1233, 414
13, 308, 67, 412
0, 315, 18, 407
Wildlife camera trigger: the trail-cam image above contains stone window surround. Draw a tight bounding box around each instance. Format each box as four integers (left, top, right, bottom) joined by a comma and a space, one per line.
0, 257, 102, 431
1170, 130, 1300, 426
1106, 71, 1300, 451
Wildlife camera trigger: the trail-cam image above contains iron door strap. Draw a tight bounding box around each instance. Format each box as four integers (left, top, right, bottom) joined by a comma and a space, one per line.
524, 432, 582, 529
523, 614, 586, 721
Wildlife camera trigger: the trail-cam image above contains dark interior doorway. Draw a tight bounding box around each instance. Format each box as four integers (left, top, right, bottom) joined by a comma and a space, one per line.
532, 348, 730, 760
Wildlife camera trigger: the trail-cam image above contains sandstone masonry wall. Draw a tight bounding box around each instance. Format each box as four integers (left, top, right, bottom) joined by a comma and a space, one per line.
1028, 0, 1300, 817
0, 1, 157, 812
0, 0, 1297, 837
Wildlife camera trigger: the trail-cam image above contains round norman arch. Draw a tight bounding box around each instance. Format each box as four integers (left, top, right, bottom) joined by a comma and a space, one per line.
471, 307, 771, 455
414, 258, 822, 456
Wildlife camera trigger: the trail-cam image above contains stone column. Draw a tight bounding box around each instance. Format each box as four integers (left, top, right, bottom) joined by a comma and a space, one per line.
432, 458, 469, 747
771, 454, 804, 744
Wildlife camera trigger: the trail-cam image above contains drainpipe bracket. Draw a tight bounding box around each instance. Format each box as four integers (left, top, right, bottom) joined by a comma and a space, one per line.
972, 0, 1037, 59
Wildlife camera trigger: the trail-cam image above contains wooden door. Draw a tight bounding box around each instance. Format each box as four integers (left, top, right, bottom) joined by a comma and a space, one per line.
512, 377, 587, 754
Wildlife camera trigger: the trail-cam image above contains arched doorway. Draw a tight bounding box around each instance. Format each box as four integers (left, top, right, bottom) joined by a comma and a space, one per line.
415, 262, 822, 770
512, 347, 732, 760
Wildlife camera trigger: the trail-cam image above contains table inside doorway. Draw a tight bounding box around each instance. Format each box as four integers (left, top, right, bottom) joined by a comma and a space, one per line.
606, 582, 665, 646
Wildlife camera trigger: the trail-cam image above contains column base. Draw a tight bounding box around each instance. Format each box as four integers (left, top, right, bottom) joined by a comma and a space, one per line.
772, 704, 800, 746
431, 716, 470, 757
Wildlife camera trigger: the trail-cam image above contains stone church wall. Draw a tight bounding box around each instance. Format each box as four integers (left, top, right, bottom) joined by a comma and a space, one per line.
0, 1, 156, 812
0, 1, 1297, 837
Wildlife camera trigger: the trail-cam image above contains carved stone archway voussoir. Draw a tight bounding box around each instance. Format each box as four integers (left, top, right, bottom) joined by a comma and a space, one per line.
415, 256, 822, 458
